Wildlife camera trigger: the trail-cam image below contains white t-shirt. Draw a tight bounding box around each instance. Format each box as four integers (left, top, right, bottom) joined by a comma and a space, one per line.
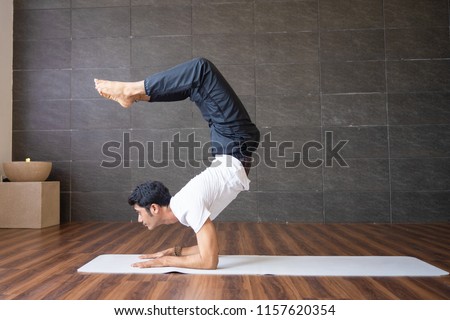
169, 155, 250, 233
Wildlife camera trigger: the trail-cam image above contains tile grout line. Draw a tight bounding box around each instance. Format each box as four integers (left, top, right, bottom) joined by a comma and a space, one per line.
252, 0, 261, 223
317, 0, 326, 224
69, 0, 73, 223
382, 0, 393, 224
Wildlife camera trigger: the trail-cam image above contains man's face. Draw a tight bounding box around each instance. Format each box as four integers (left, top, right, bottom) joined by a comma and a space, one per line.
134, 204, 160, 230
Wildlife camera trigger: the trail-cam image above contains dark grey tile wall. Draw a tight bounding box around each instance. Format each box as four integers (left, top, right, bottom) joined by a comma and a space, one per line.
12, 0, 450, 223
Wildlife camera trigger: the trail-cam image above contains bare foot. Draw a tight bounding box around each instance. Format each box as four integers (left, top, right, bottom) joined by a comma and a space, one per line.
94, 79, 148, 108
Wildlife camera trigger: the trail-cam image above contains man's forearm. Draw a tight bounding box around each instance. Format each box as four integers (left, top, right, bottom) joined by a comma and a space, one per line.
178, 245, 199, 256
162, 252, 218, 270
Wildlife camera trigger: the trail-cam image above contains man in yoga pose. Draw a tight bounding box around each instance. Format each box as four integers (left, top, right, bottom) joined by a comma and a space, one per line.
95, 58, 260, 269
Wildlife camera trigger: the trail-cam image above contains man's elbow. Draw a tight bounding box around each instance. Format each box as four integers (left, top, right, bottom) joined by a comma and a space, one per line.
203, 255, 219, 270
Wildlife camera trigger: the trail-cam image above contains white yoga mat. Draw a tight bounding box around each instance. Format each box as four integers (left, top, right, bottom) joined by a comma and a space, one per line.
77, 255, 448, 277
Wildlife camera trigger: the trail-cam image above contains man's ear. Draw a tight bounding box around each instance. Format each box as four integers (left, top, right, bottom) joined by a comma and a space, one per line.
149, 203, 159, 216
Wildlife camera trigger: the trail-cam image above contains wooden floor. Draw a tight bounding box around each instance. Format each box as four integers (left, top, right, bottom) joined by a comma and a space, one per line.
0, 222, 449, 300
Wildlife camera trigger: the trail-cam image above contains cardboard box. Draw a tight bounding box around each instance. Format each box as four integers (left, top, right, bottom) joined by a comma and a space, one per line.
0, 181, 60, 228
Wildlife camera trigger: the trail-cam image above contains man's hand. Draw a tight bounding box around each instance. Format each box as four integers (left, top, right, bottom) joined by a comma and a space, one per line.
131, 247, 177, 268
138, 248, 174, 260
132, 256, 167, 268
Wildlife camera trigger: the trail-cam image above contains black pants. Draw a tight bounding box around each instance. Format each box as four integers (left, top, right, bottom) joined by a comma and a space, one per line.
144, 58, 260, 173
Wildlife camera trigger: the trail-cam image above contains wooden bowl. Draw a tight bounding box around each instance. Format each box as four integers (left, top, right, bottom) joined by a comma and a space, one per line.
2, 161, 52, 182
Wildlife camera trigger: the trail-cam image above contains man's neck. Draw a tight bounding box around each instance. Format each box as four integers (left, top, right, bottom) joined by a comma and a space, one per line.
162, 205, 179, 225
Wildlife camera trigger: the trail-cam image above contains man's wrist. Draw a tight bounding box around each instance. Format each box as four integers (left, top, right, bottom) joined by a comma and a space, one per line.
174, 245, 182, 256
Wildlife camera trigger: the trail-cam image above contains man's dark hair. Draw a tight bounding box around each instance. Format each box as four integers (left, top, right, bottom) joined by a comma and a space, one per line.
128, 181, 172, 213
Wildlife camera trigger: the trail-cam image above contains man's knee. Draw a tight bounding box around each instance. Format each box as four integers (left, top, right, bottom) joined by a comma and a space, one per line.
193, 57, 214, 71
194, 57, 210, 65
